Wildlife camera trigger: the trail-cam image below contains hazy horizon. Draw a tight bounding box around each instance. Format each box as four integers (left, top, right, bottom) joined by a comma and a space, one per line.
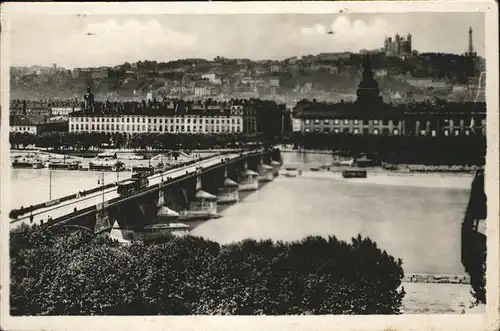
7, 12, 485, 69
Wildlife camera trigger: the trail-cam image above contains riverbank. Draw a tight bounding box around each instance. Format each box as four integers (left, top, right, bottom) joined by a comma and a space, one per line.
11, 148, 482, 174
10, 148, 237, 159
281, 166, 476, 177
278, 169, 472, 189
280, 148, 482, 173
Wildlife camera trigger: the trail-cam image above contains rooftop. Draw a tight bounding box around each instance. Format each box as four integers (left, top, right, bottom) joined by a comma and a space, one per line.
293, 99, 486, 119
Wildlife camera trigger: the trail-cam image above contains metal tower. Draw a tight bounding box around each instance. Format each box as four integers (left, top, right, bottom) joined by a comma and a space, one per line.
468, 26, 475, 56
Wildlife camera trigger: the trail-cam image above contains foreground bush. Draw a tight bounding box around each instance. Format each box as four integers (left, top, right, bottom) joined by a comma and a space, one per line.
11, 225, 405, 315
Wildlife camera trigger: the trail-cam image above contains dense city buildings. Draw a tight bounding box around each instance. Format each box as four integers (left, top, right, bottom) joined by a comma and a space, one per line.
9, 29, 486, 142
10, 28, 486, 104
292, 56, 486, 137
9, 115, 69, 135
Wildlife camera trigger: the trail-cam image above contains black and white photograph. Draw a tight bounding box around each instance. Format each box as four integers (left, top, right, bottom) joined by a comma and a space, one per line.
1, 2, 498, 331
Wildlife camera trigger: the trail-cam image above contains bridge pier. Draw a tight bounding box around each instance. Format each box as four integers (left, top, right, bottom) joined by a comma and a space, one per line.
180, 173, 218, 220
270, 160, 281, 177
109, 219, 135, 243
258, 156, 274, 182
157, 185, 165, 207
94, 202, 111, 234
239, 161, 259, 191
217, 167, 240, 204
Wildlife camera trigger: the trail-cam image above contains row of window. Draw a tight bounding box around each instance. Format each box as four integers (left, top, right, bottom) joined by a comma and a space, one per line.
303, 118, 485, 128
70, 124, 242, 133
304, 119, 401, 126
71, 117, 243, 125
304, 127, 481, 136
11, 126, 36, 132
305, 128, 401, 135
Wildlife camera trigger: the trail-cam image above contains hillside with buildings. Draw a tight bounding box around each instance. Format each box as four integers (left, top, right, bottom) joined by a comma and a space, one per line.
10, 31, 485, 105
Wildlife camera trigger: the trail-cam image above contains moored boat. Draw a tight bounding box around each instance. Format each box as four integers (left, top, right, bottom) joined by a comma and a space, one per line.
342, 168, 368, 178
48, 161, 81, 170
47, 155, 81, 170
121, 153, 145, 160
89, 152, 125, 171
12, 154, 44, 169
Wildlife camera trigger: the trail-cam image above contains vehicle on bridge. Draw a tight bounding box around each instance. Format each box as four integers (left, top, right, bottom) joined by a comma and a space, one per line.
131, 165, 155, 174
117, 172, 149, 196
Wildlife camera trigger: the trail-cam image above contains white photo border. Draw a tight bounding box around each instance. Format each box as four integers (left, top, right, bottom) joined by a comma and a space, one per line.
0, 1, 498, 331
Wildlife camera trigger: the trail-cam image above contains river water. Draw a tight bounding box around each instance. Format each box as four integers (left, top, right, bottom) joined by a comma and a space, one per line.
9, 150, 476, 313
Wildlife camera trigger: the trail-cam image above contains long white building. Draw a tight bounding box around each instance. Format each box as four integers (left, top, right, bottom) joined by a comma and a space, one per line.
69, 107, 257, 135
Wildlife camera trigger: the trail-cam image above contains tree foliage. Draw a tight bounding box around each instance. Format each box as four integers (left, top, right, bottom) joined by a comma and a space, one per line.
11, 225, 406, 315
10, 132, 256, 151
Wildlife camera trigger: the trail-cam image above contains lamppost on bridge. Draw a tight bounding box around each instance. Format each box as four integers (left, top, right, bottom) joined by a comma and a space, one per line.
97, 171, 105, 206
49, 168, 52, 200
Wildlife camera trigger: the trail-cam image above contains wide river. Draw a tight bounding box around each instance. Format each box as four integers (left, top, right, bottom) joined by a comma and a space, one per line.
9, 150, 476, 313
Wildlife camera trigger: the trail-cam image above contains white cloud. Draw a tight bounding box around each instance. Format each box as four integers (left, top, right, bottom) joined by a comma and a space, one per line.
63, 19, 198, 66
11, 18, 198, 68
9, 13, 484, 67
296, 16, 390, 52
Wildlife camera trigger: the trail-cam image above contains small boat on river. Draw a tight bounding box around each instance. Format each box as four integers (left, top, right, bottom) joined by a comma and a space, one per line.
48, 160, 81, 170
46, 154, 82, 170
89, 152, 125, 172
120, 153, 145, 160
12, 154, 44, 169
342, 168, 368, 179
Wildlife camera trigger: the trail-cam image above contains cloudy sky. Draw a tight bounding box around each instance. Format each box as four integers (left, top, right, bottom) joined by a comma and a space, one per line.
8, 12, 485, 68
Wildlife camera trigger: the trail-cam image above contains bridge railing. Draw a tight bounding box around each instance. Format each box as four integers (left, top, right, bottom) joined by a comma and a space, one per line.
42, 205, 96, 229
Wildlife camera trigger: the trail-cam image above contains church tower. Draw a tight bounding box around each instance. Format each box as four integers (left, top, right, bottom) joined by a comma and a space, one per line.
356, 55, 383, 106
84, 85, 95, 110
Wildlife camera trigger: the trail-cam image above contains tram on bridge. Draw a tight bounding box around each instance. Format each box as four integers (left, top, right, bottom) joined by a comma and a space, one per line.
117, 172, 150, 196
